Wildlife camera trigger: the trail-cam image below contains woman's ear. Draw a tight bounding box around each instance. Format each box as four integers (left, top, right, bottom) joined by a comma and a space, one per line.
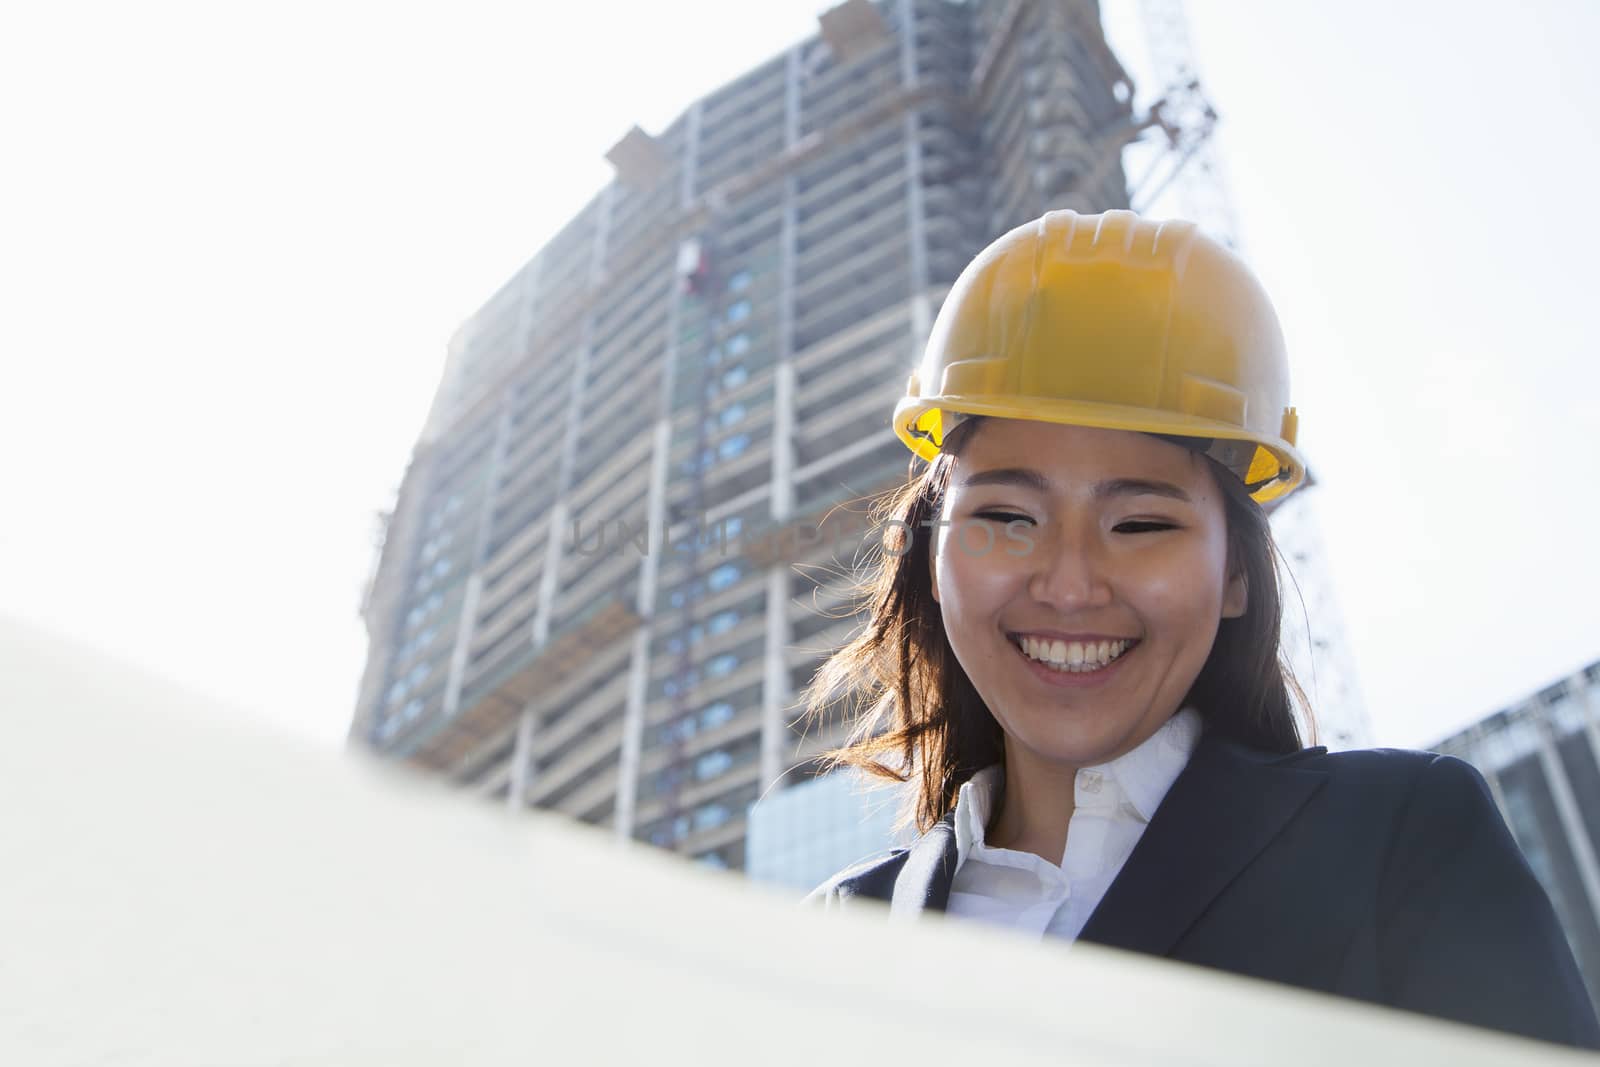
928, 548, 940, 604
1221, 564, 1247, 619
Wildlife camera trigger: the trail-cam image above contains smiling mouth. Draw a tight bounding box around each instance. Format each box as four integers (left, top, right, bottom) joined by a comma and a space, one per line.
1008, 634, 1140, 674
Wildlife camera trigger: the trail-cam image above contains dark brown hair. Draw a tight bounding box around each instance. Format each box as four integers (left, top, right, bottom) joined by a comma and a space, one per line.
798, 415, 1311, 835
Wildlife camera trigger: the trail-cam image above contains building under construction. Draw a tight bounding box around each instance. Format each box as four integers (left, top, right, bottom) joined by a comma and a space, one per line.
349, 0, 1365, 872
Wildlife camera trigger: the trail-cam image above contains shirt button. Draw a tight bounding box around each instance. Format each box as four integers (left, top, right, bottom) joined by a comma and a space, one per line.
1079, 771, 1102, 794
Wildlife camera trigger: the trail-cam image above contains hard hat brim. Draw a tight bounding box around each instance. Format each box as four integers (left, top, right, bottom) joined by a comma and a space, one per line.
893, 395, 1307, 505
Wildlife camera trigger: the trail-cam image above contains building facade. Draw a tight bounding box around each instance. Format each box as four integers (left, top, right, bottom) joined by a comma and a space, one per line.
351, 0, 1365, 877
1432, 659, 1600, 1012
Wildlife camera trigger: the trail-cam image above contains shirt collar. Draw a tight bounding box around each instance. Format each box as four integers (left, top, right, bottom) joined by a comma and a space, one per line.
953, 764, 1004, 865
952, 707, 1203, 867
1111, 706, 1203, 821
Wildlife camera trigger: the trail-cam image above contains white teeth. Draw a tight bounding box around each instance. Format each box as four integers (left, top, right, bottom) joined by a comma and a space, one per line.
1017, 636, 1132, 673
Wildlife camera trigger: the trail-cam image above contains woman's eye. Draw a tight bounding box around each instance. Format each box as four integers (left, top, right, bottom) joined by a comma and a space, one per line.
1115, 520, 1177, 533
974, 510, 1032, 525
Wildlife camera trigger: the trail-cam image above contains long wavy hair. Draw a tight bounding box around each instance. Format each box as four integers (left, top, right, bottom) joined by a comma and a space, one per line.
798, 415, 1312, 836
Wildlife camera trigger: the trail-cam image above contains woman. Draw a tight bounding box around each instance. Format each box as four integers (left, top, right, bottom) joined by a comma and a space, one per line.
802, 209, 1600, 1049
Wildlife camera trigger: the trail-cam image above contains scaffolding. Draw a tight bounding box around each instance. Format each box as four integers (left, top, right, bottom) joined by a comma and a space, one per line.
400, 599, 639, 776
652, 231, 724, 855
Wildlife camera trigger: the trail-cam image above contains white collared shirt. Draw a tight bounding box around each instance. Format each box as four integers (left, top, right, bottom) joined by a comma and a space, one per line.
945, 707, 1202, 942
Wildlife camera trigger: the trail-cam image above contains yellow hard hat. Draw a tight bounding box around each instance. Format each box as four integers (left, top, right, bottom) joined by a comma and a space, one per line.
895, 209, 1306, 504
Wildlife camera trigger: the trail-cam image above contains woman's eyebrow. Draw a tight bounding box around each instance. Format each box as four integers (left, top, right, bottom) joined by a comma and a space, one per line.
957, 467, 1050, 492
957, 468, 1192, 502
1093, 477, 1193, 503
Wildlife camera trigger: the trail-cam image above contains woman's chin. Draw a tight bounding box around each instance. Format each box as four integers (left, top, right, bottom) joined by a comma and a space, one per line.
995, 700, 1176, 771
1006, 723, 1139, 771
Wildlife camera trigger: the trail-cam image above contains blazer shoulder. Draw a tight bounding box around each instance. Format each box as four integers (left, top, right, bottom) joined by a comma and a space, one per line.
1274, 746, 1501, 827
802, 846, 912, 909
1275, 743, 1453, 785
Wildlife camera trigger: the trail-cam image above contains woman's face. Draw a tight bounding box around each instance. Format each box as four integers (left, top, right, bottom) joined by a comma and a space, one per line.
929, 418, 1245, 770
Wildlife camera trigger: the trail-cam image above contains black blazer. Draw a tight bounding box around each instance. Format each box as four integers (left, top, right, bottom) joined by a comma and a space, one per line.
806, 733, 1600, 1050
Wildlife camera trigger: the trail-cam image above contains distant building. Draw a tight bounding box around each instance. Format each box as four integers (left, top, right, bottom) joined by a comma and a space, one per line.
746, 769, 912, 890
1433, 659, 1600, 1011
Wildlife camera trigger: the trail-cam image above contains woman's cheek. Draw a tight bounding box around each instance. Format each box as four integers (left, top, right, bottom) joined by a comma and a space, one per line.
1004, 521, 1036, 557
1137, 541, 1228, 612
936, 534, 1012, 618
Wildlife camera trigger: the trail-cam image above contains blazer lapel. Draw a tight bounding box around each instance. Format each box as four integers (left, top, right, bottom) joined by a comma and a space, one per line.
1078, 733, 1329, 957
889, 811, 959, 920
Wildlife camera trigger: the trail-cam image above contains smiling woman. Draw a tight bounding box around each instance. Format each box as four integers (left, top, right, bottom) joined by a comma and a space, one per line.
800, 209, 1600, 1050
931, 420, 1264, 856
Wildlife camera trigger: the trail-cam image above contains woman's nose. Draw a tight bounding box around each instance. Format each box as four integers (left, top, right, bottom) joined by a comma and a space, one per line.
1026, 528, 1113, 610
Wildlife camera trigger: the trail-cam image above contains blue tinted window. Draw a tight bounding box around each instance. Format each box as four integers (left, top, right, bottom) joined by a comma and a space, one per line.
694, 803, 731, 831
695, 749, 733, 781
699, 702, 735, 729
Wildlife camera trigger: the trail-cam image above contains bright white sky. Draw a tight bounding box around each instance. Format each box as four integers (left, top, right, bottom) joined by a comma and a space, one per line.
3, 0, 1597, 752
